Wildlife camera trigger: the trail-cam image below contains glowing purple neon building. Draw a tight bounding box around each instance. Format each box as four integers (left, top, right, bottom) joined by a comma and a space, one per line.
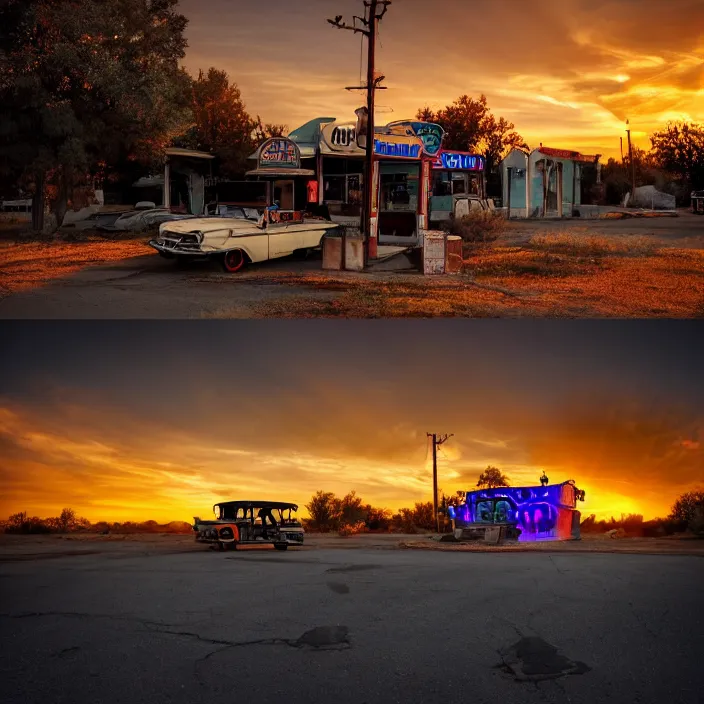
453, 480, 586, 542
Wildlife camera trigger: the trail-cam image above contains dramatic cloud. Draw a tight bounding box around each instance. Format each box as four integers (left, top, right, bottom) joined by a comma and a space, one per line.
178, 0, 704, 156
1, 323, 702, 522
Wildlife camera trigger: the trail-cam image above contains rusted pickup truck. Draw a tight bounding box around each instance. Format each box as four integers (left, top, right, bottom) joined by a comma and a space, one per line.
193, 500, 304, 551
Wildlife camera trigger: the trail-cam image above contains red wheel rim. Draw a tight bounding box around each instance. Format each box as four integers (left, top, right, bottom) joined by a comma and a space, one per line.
224, 250, 244, 272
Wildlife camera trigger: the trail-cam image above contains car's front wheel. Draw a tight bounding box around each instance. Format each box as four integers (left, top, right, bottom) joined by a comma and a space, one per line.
273, 543, 288, 551
222, 249, 246, 273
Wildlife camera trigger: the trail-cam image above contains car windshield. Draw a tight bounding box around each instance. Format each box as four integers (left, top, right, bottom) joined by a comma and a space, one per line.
207, 204, 260, 221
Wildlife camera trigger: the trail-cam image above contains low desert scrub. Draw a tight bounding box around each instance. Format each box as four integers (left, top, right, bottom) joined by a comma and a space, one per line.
0, 238, 152, 295
337, 521, 368, 537
444, 210, 507, 252
528, 232, 656, 257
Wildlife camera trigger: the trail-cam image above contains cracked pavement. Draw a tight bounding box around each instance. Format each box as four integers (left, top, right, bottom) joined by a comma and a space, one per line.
1, 546, 702, 703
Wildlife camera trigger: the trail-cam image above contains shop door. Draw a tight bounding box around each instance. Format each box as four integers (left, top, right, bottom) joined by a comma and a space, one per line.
377, 162, 421, 245
273, 180, 295, 211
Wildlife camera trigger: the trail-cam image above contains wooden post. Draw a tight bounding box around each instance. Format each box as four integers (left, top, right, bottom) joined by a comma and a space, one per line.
626, 120, 636, 201
525, 153, 531, 218
505, 167, 511, 218
431, 433, 439, 533
363, 1, 378, 265
31, 170, 45, 232
163, 159, 171, 210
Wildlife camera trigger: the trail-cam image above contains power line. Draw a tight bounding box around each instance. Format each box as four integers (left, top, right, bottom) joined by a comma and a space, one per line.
328, 1, 392, 266
426, 433, 453, 533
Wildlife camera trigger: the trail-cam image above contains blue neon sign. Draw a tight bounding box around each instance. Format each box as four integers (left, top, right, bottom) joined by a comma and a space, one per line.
374, 140, 422, 159
437, 152, 485, 170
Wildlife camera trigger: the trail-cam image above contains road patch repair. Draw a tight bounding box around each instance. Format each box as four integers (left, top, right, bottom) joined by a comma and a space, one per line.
497, 636, 591, 681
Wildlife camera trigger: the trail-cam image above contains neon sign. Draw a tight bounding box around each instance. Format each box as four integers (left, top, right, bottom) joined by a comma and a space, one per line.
331, 125, 357, 147
433, 152, 485, 171
384, 121, 445, 156
374, 139, 422, 158
258, 138, 300, 169
456, 480, 584, 542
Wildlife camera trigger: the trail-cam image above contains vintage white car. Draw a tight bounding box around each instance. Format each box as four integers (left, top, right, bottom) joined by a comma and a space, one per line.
149, 208, 341, 272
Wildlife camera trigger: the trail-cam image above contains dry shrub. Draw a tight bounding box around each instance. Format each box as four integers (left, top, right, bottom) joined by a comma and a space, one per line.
444, 210, 506, 252
338, 521, 367, 537
529, 232, 656, 257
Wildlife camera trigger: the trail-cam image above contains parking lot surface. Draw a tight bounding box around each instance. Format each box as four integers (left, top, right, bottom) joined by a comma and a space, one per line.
2, 544, 702, 704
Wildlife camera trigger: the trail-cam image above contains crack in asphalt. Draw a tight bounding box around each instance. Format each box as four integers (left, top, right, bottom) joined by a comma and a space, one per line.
191, 625, 351, 688
548, 555, 567, 575
1, 612, 352, 678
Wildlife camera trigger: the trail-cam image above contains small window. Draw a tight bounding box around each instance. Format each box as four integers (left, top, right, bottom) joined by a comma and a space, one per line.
476, 500, 494, 523
324, 176, 345, 202
432, 173, 452, 196
347, 174, 362, 205
452, 177, 467, 195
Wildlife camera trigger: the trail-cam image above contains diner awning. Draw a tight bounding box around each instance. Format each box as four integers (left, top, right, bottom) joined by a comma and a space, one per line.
246, 168, 316, 177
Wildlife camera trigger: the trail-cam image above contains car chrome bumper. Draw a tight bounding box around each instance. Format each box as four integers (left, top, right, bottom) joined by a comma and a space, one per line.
149, 239, 210, 258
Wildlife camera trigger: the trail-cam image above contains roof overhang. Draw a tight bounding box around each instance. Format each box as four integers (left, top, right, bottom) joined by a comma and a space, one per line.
246, 168, 316, 177
165, 148, 216, 160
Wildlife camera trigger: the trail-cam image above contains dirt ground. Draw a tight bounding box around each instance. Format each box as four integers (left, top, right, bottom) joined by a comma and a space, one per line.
1, 531, 702, 560
1, 214, 703, 317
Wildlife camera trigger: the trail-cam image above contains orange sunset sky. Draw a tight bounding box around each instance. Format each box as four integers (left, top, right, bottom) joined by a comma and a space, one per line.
179, 0, 704, 158
1, 322, 702, 524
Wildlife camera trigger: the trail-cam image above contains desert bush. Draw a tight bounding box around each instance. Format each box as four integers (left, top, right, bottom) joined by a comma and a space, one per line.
338, 521, 367, 537
366, 507, 392, 532
621, 513, 645, 536
443, 210, 506, 250
305, 490, 342, 532
670, 490, 704, 535
689, 506, 704, 535
528, 233, 655, 257
393, 509, 417, 534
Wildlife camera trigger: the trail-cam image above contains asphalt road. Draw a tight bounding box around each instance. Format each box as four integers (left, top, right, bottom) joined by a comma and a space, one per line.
2, 546, 702, 704
0, 253, 335, 319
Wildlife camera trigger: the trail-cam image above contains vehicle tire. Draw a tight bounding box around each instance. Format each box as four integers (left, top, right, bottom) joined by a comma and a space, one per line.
222, 249, 246, 273
273, 543, 288, 551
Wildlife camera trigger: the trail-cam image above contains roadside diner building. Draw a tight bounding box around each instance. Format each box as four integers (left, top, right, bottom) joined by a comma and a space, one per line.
428, 150, 486, 227
500, 146, 602, 218
250, 116, 487, 257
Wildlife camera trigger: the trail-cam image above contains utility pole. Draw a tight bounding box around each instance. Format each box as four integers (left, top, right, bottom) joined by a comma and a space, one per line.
427, 433, 453, 533
328, 1, 391, 266
626, 119, 636, 201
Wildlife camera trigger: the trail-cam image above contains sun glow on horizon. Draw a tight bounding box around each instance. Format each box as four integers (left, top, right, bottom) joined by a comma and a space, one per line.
0, 402, 697, 525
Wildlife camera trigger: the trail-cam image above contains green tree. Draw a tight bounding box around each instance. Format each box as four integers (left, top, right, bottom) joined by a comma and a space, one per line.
650, 121, 704, 190
411, 502, 435, 530
6, 512, 27, 532
417, 95, 528, 174
476, 466, 510, 489
365, 505, 392, 531
177, 68, 258, 177
59, 507, 76, 532
340, 490, 366, 526
670, 490, 704, 533
253, 117, 288, 143
0, 0, 192, 230
305, 490, 342, 532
